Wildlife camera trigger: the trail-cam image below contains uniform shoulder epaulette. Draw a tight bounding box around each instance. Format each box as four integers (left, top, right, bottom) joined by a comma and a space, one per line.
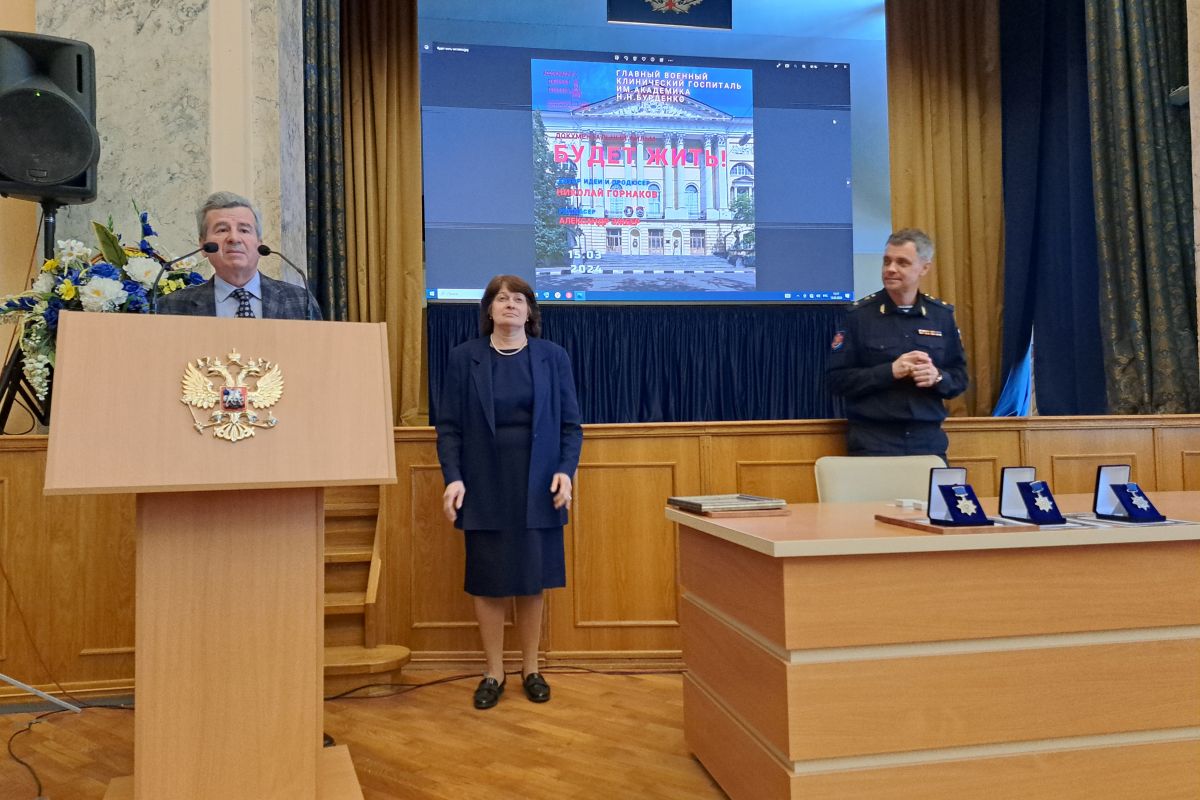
920, 292, 954, 311
851, 290, 883, 309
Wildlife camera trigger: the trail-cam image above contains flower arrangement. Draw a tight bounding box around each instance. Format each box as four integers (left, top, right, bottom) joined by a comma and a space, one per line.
0, 207, 207, 400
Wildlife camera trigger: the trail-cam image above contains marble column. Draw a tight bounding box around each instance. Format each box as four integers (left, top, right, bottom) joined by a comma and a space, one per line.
35, 0, 305, 280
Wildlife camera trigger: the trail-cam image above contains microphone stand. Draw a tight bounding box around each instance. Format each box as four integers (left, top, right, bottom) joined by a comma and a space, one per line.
149, 242, 217, 313
256, 244, 308, 286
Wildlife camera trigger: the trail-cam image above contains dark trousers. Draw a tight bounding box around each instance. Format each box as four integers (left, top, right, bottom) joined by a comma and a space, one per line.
846, 420, 948, 463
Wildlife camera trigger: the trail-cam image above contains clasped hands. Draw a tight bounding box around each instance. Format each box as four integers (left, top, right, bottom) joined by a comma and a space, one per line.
892, 350, 941, 388
442, 473, 574, 523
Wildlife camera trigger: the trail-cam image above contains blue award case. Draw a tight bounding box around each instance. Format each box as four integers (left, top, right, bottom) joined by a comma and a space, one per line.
1093, 465, 1166, 523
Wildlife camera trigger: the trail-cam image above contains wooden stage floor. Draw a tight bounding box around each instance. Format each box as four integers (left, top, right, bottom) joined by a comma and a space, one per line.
0, 670, 725, 799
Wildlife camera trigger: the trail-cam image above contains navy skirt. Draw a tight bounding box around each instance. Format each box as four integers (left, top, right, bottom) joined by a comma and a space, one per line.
463, 527, 566, 597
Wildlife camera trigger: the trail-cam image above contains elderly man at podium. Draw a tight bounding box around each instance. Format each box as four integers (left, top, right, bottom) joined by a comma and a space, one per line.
157, 190, 322, 320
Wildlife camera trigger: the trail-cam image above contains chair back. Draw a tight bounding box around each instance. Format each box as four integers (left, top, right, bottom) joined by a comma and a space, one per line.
814, 455, 946, 503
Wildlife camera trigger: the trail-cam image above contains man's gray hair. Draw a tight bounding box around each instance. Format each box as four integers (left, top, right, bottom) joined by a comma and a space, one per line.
197, 191, 262, 239
886, 228, 935, 263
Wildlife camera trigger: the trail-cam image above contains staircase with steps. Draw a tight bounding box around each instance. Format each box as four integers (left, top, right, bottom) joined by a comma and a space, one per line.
323, 485, 410, 697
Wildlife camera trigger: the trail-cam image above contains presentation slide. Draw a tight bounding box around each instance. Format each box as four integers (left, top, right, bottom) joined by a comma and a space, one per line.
533, 59, 757, 295
418, 3, 886, 303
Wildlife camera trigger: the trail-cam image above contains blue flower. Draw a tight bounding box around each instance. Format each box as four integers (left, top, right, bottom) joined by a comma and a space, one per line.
138, 239, 156, 257
90, 262, 120, 280
6, 296, 37, 311
123, 280, 149, 313
125, 289, 149, 313
186, 271, 206, 285
43, 297, 64, 330
140, 210, 158, 238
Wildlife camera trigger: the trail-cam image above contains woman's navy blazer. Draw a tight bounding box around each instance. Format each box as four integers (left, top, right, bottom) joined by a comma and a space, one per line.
435, 336, 583, 531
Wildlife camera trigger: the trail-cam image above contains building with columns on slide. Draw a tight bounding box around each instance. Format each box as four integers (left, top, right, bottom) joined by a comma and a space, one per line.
541, 90, 754, 263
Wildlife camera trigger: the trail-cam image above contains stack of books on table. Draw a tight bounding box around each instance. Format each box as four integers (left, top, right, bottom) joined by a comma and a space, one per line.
667, 494, 788, 514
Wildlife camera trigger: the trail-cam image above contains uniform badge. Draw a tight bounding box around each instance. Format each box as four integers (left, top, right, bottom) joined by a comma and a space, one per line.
644, 0, 705, 12
830, 331, 845, 351
181, 349, 284, 442
917, 328, 943, 337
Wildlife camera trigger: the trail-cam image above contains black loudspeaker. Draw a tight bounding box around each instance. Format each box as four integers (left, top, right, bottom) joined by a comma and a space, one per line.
0, 31, 99, 206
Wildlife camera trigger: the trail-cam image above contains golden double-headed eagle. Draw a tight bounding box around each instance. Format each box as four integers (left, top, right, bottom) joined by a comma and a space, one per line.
181, 350, 284, 442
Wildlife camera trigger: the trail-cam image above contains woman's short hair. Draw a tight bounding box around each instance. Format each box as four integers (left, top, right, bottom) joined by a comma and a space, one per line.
479, 274, 541, 337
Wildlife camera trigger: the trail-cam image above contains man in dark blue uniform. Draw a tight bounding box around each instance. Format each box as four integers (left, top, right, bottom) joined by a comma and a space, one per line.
826, 229, 968, 461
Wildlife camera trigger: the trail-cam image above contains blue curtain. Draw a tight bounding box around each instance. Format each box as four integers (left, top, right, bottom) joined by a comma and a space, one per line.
995, 0, 1107, 415
427, 304, 845, 424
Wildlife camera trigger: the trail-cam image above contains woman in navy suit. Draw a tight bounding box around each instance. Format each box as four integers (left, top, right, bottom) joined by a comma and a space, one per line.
435, 275, 583, 710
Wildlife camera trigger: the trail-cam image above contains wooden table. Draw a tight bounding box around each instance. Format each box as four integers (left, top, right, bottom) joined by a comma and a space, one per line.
668, 494, 1200, 799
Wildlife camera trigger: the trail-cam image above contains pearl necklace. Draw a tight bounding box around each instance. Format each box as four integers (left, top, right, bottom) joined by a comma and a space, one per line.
489, 336, 528, 356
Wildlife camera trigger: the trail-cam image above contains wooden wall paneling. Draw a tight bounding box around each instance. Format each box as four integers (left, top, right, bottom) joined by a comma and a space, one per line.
548, 433, 702, 656
75, 492, 136, 666
50, 488, 137, 682
943, 424, 1022, 496
57, 490, 134, 686
568, 462, 678, 625
379, 436, 418, 653
0, 441, 137, 699
1153, 424, 1200, 491
1023, 423, 1157, 493
704, 423, 845, 503
5, 416, 1200, 691
389, 435, 512, 660
0, 475, 6, 664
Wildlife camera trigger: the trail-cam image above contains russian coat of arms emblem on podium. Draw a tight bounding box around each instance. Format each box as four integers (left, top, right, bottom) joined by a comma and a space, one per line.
181, 349, 284, 442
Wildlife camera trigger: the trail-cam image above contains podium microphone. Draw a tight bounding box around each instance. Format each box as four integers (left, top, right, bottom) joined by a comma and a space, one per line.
257, 244, 308, 285
149, 242, 218, 313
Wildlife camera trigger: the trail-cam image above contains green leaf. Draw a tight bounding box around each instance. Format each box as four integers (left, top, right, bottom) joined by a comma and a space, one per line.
92, 221, 128, 267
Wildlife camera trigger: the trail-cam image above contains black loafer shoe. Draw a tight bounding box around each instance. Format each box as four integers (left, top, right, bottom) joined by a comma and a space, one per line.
522, 672, 550, 703
473, 676, 505, 710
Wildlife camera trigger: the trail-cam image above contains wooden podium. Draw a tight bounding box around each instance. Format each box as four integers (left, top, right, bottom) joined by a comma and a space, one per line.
44, 311, 396, 800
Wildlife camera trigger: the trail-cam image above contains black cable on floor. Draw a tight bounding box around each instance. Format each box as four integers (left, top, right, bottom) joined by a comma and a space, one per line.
324, 664, 686, 701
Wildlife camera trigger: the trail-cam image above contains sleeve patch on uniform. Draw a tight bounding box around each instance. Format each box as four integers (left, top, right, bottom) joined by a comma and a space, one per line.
830, 331, 845, 351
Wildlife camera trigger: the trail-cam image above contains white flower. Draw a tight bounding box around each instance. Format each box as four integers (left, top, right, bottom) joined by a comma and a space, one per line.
125, 256, 161, 288
32, 272, 55, 293
22, 352, 51, 401
172, 256, 198, 272
57, 239, 93, 264
78, 276, 128, 312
